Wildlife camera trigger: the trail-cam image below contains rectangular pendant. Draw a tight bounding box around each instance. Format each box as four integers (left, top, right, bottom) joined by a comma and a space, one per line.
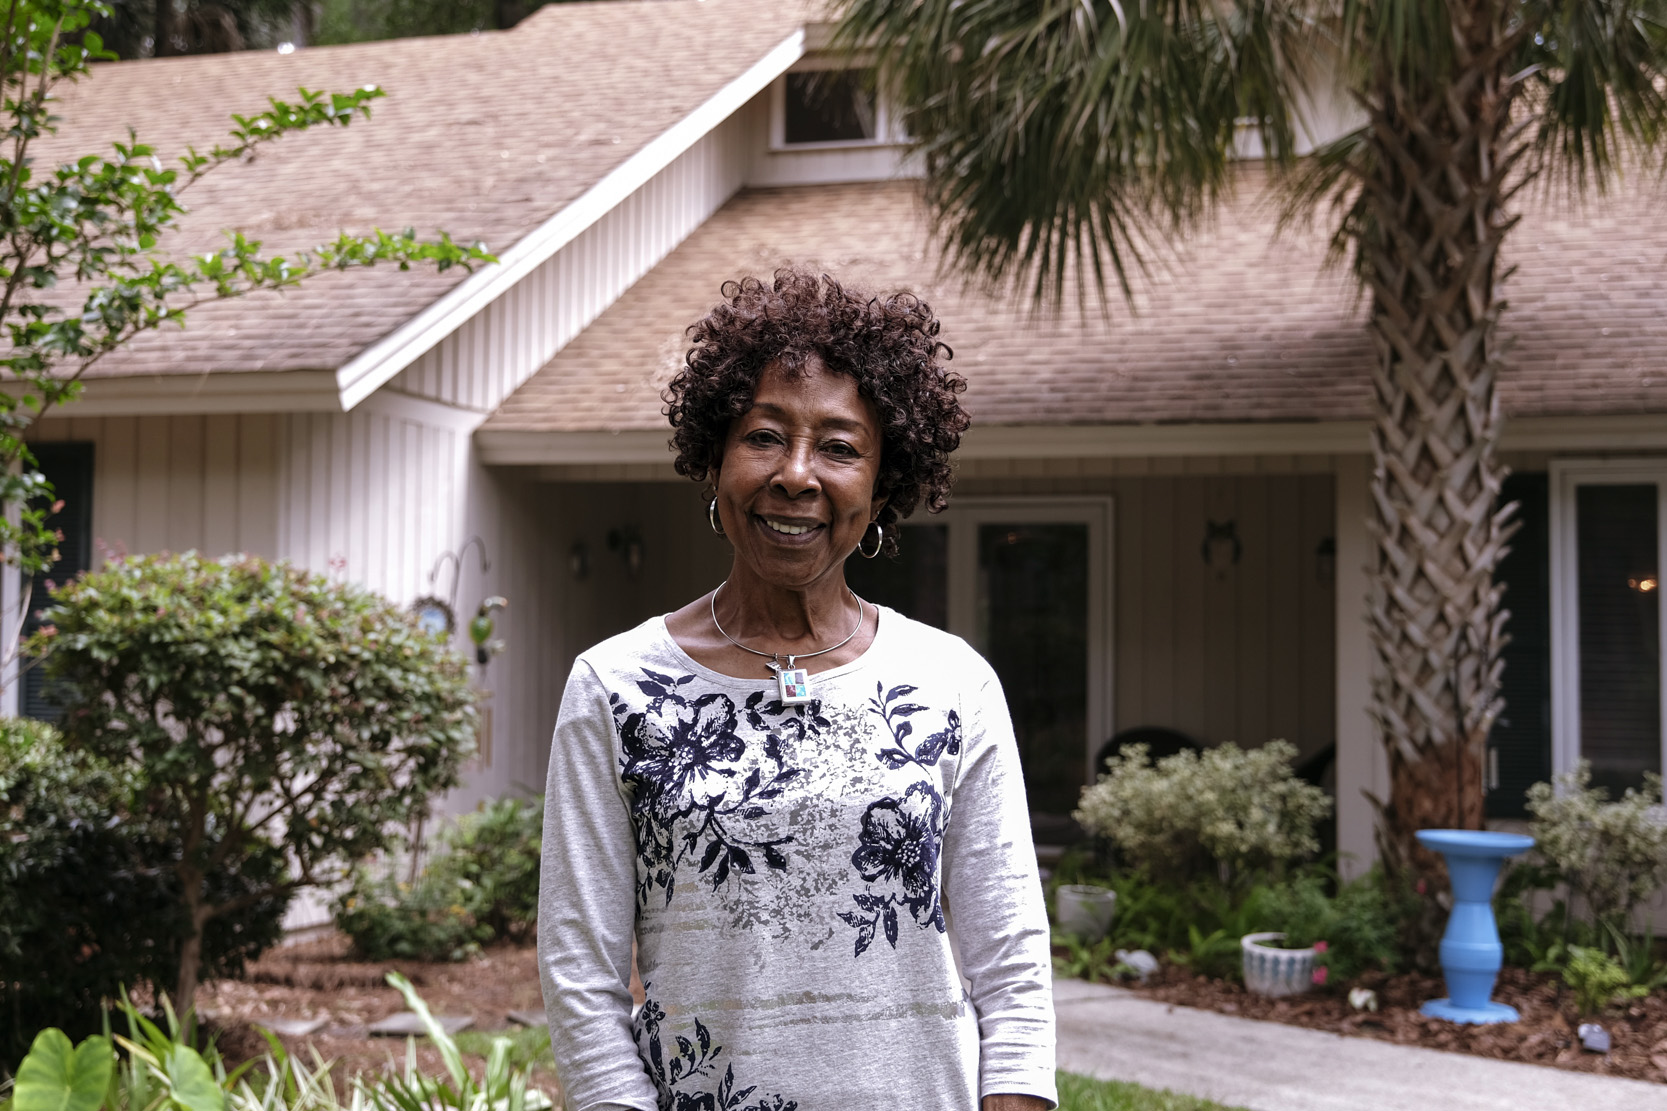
775, 667, 813, 706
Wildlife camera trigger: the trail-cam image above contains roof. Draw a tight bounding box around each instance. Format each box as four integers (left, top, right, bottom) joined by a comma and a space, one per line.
28, 0, 803, 382
479, 171, 1667, 438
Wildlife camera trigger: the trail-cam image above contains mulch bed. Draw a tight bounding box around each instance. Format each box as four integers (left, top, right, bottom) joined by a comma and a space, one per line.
199, 935, 562, 1097
1116, 964, 1667, 1083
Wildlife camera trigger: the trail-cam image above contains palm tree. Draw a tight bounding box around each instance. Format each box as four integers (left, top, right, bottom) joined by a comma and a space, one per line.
832, 0, 1667, 949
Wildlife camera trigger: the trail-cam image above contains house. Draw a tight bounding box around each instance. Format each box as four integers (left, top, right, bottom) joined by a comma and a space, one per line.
14, 0, 1667, 887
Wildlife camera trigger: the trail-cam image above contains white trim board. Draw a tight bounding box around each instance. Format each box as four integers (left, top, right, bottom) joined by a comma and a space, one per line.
476, 414, 1667, 467
333, 29, 807, 411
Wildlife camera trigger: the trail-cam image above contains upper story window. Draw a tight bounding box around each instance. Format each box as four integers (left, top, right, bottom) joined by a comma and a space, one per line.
772, 66, 899, 149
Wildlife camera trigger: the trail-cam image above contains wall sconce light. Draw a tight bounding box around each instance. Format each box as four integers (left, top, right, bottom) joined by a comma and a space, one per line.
1201, 520, 1241, 576
608, 526, 644, 578
1315, 537, 1336, 586
569, 540, 590, 580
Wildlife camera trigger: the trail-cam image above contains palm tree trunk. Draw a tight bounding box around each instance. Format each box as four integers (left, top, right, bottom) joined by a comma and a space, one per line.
1358, 0, 1528, 961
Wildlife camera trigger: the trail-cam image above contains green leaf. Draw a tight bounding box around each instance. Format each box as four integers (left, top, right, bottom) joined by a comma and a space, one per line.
161, 1044, 223, 1111
13, 1030, 113, 1111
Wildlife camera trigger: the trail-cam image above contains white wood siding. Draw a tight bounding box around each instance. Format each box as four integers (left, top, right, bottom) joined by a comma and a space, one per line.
30, 414, 282, 563
390, 109, 752, 414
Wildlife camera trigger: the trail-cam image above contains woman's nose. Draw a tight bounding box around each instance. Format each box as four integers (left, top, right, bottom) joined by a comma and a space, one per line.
773, 440, 820, 496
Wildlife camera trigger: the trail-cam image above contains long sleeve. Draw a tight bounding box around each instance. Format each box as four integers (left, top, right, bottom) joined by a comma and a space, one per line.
939, 659, 1059, 1108
538, 660, 658, 1111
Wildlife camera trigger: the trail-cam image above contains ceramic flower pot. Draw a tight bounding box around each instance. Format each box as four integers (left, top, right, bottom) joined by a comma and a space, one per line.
1415, 828, 1536, 1024
1241, 932, 1316, 998
1055, 884, 1118, 942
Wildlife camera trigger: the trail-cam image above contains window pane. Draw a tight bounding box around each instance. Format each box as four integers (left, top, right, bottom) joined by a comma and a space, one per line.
783, 71, 876, 144
845, 524, 947, 630
24, 443, 95, 722
1576, 484, 1662, 797
976, 523, 1089, 841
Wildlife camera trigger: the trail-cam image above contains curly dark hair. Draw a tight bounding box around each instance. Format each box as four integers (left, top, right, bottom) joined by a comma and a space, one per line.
664, 269, 969, 558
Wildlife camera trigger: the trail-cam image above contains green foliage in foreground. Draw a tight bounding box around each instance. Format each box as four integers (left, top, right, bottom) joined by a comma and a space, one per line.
0, 973, 550, 1111
1057, 1072, 1247, 1111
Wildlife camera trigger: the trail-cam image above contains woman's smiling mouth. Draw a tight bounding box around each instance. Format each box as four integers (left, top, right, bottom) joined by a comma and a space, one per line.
759, 515, 822, 537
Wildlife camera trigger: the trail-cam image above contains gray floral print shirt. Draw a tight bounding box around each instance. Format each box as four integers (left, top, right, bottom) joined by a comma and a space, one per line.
537, 607, 1056, 1111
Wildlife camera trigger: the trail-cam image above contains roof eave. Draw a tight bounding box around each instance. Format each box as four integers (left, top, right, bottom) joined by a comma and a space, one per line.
474, 413, 1667, 467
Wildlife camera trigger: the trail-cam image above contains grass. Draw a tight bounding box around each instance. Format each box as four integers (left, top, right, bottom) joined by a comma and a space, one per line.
1057, 1071, 1248, 1111
453, 1026, 556, 1073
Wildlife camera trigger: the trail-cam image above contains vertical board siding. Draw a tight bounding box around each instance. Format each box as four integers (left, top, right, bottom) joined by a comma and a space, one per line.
957, 469, 1338, 762
392, 111, 750, 413
273, 411, 469, 602
30, 414, 284, 565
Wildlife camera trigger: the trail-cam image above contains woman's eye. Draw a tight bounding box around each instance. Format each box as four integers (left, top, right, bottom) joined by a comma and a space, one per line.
825, 441, 859, 458
747, 430, 782, 446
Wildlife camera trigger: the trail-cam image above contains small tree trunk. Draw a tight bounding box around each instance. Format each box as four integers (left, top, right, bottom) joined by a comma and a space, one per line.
174, 864, 209, 1011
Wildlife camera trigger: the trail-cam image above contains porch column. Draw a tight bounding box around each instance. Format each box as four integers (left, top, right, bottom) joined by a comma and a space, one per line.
1334, 453, 1385, 880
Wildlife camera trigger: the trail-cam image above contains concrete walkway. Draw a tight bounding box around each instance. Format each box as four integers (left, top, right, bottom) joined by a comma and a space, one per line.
1054, 977, 1667, 1111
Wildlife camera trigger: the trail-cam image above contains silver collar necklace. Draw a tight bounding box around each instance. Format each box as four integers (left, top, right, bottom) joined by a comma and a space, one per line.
709, 580, 865, 706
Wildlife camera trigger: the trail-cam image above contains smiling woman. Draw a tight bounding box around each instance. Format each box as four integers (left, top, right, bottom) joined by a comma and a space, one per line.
537, 270, 1058, 1111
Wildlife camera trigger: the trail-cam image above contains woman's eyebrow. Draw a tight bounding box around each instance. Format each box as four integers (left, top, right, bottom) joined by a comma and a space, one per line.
746, 403, 870, 434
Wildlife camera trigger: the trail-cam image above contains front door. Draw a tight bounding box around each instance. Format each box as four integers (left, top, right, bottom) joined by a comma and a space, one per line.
846, 499, 1113, 843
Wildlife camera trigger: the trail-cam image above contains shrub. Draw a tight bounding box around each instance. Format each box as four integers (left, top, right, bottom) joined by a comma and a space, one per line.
1525, 763, 1667, 931
1563, 945, 1648, 1015
0, 720, 287, 1069
334, 870, 492, 963
429, 796, 543, 943
334, 796, 543, 960
1245, 872, 1404, 986
1073, 741, 1332, 884
31, 552, 477, 1007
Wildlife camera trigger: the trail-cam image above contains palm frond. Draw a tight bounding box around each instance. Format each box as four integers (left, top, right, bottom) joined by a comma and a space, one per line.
831, 0, 1317, 311
1514, 0, 1667, 193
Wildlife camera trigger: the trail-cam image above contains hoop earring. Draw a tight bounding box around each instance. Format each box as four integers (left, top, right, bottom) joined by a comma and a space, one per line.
708, 498, 725, 538
858, 521, 883, 559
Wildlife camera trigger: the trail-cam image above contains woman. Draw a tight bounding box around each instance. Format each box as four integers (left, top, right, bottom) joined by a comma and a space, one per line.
538, 271, 1055, 1111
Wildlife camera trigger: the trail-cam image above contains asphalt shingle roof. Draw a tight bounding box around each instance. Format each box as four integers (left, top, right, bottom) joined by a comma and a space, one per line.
482, 172, 1667, 431
28, 0, 803, 378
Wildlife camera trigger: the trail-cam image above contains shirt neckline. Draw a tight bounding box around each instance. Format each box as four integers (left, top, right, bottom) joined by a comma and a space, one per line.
654, 602, 893, 689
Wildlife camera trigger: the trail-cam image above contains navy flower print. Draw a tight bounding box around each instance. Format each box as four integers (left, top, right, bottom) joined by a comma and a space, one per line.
612, 670, 803, 907
637, 994, 799, 1111
870, 682, 961, 770
841, 781, 947, 955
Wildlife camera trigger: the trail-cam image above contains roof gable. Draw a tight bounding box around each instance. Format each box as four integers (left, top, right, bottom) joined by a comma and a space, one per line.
29, 0, 805, 398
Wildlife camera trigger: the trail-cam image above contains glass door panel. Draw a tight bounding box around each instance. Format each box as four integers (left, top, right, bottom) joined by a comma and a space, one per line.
1575, 484, 1662, 797
975, 523, 1090, 842
845, 523, 949, 629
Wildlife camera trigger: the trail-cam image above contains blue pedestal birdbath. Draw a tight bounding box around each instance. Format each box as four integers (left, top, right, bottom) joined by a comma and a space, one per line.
1415, 829, 1535, 1024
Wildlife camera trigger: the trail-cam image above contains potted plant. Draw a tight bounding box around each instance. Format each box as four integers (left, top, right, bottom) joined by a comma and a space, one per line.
1055, 883, 1118, 943
1240, 931, 1322, 997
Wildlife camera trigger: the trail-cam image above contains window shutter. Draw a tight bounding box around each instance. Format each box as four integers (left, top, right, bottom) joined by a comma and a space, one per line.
1488, 473, 1551, 818
22, 443, 94, 722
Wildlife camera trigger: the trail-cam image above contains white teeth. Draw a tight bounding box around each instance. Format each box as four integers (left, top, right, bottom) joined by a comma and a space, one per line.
764, 519, 813, 536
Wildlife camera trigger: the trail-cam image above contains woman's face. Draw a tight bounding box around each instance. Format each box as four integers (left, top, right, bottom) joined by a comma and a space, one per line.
713, 356, 886, 591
